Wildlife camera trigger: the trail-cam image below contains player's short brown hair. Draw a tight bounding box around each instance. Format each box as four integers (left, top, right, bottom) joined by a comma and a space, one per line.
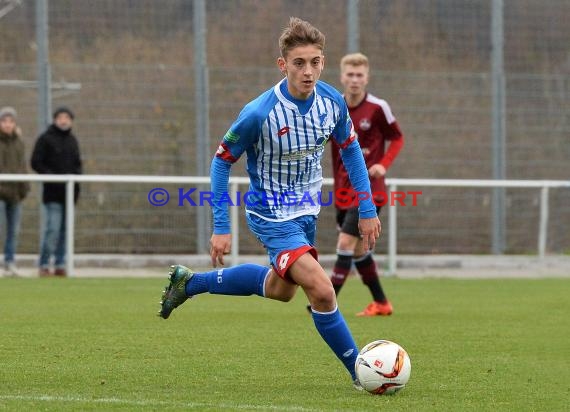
340, 53, 369, 70
279, 17, 325, 57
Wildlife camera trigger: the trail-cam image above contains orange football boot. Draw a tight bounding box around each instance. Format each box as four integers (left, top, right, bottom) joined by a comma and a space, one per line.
356, 301, 393, 317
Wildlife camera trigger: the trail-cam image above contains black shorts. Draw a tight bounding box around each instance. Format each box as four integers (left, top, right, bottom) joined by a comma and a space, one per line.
336, 206, 381, 238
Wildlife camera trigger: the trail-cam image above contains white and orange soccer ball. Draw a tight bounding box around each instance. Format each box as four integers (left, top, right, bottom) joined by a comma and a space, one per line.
355, 340, 412, 395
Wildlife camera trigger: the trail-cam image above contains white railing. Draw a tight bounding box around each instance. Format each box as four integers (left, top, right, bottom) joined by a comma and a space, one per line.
384, 179, 570, 275
1, 174, 569, 276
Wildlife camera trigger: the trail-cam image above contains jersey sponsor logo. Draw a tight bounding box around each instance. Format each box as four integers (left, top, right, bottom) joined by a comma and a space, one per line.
277, 126, 290, 136
278, 252, 290, 270
281, 144, 324, 162
223, 130, 240, 143
359, 118, 371, 131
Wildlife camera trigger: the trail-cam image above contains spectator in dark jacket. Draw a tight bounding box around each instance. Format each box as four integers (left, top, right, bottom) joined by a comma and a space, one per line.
0, 107, 30, 277
31, 106, 82, 277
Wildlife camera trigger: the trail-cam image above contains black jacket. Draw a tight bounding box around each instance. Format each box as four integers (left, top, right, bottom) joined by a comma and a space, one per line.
31, 124, 82, 204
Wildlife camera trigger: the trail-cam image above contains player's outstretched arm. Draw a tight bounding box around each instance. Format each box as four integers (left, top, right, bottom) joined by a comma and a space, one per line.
339, 140, 380, 250
210, 155, 234, 266
209, 111, 259, 266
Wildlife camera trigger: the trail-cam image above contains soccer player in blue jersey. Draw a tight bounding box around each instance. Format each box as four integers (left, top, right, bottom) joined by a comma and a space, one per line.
159, 17, 380, 389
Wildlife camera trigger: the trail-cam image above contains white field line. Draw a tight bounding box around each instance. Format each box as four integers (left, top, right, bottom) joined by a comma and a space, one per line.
0, 394, 329, 411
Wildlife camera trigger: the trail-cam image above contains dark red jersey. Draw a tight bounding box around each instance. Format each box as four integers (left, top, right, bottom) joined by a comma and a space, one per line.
332, 93, 404, 209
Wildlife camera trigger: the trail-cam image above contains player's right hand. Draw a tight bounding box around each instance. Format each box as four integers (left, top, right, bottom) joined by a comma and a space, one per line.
210, 233, 232, 267
358, 216, 381, 251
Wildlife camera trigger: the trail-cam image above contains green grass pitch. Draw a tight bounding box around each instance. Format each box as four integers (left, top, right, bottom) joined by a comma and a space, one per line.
0, 275, 568, 411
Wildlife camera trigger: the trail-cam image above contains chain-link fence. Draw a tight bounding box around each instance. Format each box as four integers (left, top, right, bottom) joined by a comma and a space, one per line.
0, 0, 568, 256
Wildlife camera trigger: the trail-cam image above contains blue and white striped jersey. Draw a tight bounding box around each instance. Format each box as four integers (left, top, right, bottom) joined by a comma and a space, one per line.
211, 78, 378, 234
215, 78, 358, 222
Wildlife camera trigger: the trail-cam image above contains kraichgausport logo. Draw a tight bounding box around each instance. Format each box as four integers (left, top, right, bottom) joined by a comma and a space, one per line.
147, 188, 422, 208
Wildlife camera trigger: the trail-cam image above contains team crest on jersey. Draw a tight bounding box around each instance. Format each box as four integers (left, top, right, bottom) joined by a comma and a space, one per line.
359, 118, 371, 131
315, 135, 329, 146
319, 112, 328, 127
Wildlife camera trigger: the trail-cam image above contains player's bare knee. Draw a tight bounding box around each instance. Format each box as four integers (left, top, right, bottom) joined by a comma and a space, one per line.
354, 242, 368, 257
337, 233, 358, 252
308, 283, 336, 309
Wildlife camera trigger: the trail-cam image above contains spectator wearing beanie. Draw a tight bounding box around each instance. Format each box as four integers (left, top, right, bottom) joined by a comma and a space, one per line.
31, 106, 82, 277
0, 107, 30, 277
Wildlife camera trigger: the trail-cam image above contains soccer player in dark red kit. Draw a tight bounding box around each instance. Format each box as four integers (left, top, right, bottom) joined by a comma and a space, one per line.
331, 52, 404, 316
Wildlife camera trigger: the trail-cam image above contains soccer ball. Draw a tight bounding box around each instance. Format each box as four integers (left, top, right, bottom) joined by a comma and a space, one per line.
355, 340, 411, 395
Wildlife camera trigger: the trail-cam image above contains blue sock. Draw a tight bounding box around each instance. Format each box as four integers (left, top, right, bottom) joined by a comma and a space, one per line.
312, 307, 359, 380
185, 264, 269, 297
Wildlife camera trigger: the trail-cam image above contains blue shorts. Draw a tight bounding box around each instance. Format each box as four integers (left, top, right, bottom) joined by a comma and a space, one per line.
246, 213, 318, 281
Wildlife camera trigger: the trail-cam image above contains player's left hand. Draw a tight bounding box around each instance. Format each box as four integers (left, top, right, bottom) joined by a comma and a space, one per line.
210, 233, 231, 267
368, 164, 386, 178
358, 217, 381, 251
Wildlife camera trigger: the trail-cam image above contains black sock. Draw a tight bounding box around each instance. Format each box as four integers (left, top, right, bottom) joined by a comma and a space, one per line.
331, 252, 353, 297
354, 253, 387, 303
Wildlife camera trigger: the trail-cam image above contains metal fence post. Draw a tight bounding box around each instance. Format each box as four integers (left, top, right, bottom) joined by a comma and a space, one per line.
36, 0, 52, 257
347, 0, 360, 53
538, 185, 549, 259
491, 0, 506, 254
35, 0, 51, 132
194, 0, 210, 254
230, 181, 239, 266
65, 177, 75, 277
387, 184, 397, 276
